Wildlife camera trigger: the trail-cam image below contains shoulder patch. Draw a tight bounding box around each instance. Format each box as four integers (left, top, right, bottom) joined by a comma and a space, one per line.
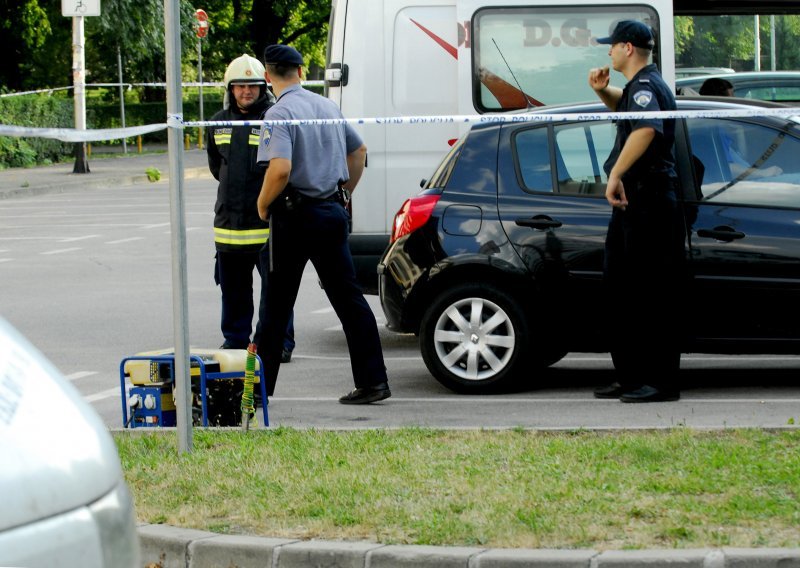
638, 78, 651, 83
262, 124, 272, 147
632, 90, 653, 107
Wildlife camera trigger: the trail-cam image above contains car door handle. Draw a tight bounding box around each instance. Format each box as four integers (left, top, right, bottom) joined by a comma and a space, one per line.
515, 215, 563, 230
696, 226, 745, 242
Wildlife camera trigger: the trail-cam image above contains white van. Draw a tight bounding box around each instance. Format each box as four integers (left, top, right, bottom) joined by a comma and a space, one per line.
325, 0, 675, 292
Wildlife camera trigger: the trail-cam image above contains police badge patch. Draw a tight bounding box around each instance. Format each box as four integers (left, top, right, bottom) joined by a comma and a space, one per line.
262, 124, 272, 146
633, 90, 653, 107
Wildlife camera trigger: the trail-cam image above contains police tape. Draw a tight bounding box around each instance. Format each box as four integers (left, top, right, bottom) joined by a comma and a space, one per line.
183, 106, 800, 128
2, 106, 799, 142
0, 123, 166, 143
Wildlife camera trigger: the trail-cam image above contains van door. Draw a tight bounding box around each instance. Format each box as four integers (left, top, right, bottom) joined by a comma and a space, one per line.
325, 0, 347, 107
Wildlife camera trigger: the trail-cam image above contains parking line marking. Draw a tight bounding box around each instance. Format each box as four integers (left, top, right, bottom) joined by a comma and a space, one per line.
269, 396, 800, 403
312, 307, 335, 314
85, 387, 120, 402
66, 371, 98, 381
106, 237, 144, 244
292, 355, 422, 361
41, 247, 82, 255
59, 235, 99, 242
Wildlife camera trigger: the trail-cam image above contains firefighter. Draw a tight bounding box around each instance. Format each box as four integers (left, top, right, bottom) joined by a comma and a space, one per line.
207, 53, 294, 361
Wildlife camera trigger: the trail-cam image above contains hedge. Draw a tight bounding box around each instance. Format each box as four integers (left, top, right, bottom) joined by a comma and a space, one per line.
0, 96, 74, 169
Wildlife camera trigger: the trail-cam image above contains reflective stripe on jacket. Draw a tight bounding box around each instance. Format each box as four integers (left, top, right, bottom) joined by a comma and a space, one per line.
207, 94, 271, 252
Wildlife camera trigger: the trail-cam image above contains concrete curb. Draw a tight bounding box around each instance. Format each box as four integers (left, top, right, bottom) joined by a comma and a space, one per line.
137, 524, 800, 568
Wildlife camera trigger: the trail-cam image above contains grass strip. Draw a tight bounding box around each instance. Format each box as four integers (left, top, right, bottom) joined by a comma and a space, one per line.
115, 427, 800, 550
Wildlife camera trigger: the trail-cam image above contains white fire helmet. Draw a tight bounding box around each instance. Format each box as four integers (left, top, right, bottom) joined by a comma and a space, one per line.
222, 54, 269, 109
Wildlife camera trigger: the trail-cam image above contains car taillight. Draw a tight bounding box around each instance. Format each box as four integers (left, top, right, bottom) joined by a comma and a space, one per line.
390, 194, 440, 243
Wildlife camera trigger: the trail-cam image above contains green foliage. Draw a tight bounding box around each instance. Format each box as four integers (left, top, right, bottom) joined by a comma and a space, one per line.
0, 95, 73, 168
673, 17, 694, 59
1, 0, 329, 101
145, 167, 161, 182
676, 15, 800, 70
19, 0, 51, 48
86, 0, 197, 90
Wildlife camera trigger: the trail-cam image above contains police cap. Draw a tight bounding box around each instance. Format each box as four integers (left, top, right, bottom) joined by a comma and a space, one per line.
596, 20, 655, 50
263, 44, 304, 67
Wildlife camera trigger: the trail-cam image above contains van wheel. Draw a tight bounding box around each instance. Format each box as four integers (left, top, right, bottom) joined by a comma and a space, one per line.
420, 283, 529, 393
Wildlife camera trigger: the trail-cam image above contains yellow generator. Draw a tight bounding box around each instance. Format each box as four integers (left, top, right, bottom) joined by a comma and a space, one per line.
120, 348, 267, 428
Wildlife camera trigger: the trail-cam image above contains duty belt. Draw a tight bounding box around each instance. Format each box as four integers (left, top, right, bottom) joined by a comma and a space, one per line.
272, 185, 346, 212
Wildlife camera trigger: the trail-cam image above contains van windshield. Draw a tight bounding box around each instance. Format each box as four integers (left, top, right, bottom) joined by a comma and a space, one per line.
473, 6, 660, 111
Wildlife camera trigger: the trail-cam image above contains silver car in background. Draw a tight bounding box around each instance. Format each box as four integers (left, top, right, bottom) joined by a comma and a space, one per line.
0, 317, 140, 567
676, 70, 800, 103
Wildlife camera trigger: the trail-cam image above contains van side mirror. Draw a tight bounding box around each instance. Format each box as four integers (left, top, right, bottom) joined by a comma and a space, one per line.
419, 179, 427, 188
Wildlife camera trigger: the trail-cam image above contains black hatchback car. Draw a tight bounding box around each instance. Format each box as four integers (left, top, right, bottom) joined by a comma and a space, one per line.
378, 98, 800, 394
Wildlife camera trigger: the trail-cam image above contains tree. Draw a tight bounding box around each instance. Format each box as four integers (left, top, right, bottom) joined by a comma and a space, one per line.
1, 0, 330, 96
85, 0, 197, 101
186, 0, 330, 86
1, 0, 52, 92
249, 0, 330, 71
675, 14, 800, 71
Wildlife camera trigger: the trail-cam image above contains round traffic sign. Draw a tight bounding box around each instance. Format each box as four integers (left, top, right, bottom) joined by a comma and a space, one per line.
195, 9, 209, 38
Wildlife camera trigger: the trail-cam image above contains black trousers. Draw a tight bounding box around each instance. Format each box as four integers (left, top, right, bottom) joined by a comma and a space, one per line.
603, 176, 686, 390
215, 249, 295, 350
256, 199, 387, 396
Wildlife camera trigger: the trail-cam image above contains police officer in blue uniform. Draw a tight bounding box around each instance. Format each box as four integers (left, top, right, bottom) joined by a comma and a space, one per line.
207, 54, 295, 361
255, 44, 390, 404
588, 21, 686, 403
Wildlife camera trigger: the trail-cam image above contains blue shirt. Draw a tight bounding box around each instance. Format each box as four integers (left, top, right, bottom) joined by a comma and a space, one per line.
256, 84, 363, 198
604, 64, 677, 180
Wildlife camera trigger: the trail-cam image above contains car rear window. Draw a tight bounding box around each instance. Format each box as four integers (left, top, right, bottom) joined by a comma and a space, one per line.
425, 137, 465, 189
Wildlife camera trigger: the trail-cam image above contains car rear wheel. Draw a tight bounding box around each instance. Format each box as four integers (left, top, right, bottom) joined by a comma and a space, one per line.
420, 283, 530, 393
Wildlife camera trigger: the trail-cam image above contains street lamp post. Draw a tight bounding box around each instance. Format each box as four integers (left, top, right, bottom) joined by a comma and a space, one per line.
62, 0, 101, 173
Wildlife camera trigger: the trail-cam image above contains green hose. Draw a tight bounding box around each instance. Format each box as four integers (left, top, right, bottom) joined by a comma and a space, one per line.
241, 343, 257, 431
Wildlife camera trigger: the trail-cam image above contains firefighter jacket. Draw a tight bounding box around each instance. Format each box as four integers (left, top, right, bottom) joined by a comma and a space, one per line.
207, 94, 272, 252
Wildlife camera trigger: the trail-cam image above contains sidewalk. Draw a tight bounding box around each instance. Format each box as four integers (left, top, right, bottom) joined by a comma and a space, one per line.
0, 146, 211, 199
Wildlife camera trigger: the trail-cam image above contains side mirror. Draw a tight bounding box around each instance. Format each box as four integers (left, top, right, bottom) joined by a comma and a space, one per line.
419, 179, 427, 188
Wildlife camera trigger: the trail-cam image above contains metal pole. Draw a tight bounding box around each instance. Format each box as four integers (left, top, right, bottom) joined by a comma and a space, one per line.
753, 15, 761, 71
72, 16, 90, 173
165, 0, 193, 453
770, 15, 776, 71
198, 38, 204, 148
117, 45, 128, 154
198, 39, 204, 123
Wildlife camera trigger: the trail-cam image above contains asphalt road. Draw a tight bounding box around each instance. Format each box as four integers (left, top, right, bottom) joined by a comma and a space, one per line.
1, 177, 799, 430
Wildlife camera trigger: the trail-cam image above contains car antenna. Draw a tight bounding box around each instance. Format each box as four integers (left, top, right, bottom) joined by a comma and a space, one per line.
492, 38, 534, 109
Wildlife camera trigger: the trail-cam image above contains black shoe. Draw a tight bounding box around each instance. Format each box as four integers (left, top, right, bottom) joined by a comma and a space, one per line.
339, 383, 391, 405
620, 385, 680, 403
593, 382, 635, 399
281, 349, 292, 363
